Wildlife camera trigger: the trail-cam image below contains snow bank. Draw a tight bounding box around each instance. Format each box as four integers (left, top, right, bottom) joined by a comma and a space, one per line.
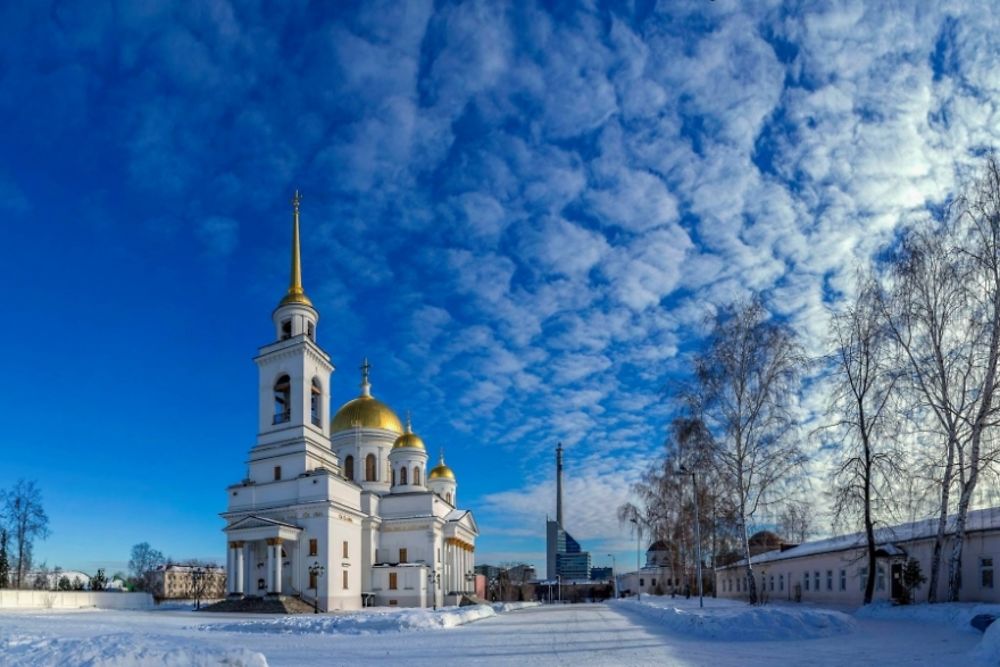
0, 632, 267, 667
973, 616, 1000, 665
611, 597, 856, 641
856, 601, 1000, 633
490, 601, 541, 613
198, 604, 499, 636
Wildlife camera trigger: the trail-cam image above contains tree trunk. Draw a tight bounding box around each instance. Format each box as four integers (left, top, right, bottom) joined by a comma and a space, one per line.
927, 438, 956, 603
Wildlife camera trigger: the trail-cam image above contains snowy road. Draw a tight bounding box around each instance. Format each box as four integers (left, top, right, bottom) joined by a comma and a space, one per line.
0, 602, 985, 666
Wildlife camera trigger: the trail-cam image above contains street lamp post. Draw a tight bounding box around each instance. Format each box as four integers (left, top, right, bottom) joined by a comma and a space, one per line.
675, 465, 704, 609
607, 554, 617, 599
464, 571, 475, 596
190, 567, 206, 611
630, 517, 641, 601
308, 561, 325, 614
556, 574, 562, 603
428, 569, 440, 610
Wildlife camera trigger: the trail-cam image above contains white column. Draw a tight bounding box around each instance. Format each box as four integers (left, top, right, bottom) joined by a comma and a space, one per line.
235, 544, 245, 595
275, 541, 284, 595
266, 543, 275, 593
226, 545, 234, 594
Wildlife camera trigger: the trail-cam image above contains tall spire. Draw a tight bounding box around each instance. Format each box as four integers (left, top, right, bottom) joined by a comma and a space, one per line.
279, 190, 313, 308
556, 442, 563, 526
360, 357, 372, 397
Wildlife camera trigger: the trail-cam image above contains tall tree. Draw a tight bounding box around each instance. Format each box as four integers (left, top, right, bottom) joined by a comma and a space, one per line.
0, 528, 10, 589
2, 479, 50, 589
128, 542, 165, 592
685, 298, 805, 605
880, 155, 1000, 601
827, 278, 901, 604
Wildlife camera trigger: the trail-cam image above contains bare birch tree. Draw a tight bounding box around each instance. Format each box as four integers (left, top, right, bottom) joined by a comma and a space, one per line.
880, 155, 1000, 601
685, 298, 806, 605
826, 278, 901, 604
1, 480, 50, 589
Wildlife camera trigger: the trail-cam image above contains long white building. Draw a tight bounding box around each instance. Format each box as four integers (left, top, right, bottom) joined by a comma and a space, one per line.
716, 507, 1000, 605
221, 193, 478, 611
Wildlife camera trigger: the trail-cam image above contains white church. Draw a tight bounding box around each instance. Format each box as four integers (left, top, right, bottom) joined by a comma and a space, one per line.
220, 193, 478, 611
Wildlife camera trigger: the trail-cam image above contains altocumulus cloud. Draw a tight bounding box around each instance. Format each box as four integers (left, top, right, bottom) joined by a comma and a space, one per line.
4, 0, 1000, 558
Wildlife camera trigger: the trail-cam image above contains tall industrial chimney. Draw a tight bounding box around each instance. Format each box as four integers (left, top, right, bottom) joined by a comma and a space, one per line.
556, 442, 563, 526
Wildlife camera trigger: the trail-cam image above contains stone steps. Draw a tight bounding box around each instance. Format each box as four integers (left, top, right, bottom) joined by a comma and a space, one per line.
201, 595, 318, 614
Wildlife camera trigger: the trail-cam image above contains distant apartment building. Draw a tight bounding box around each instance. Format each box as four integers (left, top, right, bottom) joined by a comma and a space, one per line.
716, 507, 1000, 605
150, 564, 226, 600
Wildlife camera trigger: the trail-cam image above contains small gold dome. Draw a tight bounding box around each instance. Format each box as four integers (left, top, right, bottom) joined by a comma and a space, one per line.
331, 396, 403, 434
393, 432, 426, 450
429, 462, 455, 481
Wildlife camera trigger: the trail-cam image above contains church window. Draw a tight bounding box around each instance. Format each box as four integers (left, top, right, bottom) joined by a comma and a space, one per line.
365, 454, 376, 482
399, 548, 407, 563
307, 322, 314, 340
391, 468, 396, 486
274, 466, 282, 481
389, 573, 398, 590
309, 539, 317, 557
413, 467, 421, 486
344, 456, 354, 481
343, 570, 349, 589
400, 467, 408, 485
445, 492, 452, 504
281, 319, 292, 340
983, 558, 995, 589
343, 541, 349, 558
273, 375, 291, 424
310, 378, 322, 427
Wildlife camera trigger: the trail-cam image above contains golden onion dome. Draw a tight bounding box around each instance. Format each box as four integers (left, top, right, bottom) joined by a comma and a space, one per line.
429, 449, 455, 480
393, 432, 426, 450
392, 412, 426, 450
330, 396, 403, 434
428, 462, 455, 481
331, 359, 404, 435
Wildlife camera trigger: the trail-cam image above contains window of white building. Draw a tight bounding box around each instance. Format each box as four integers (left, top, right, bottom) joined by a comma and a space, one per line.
839, 569, 846, 591
804, 572, 809, 591
779, 574, 784, 592
827, 570, 833, 591
982, 557, 994, 589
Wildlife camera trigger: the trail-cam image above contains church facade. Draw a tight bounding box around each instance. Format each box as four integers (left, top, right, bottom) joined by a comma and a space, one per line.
220, 194, 478, 611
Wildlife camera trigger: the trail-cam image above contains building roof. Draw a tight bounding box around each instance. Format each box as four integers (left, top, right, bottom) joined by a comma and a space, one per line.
647, 540, 670, 552
721, 506, 1000, 569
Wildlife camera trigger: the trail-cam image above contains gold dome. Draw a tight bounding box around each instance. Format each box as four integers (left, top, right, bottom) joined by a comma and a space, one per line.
331, 396, 403, 434
393, 432, 426, 450
429, 463, 455, 481
429, 449, 455, 480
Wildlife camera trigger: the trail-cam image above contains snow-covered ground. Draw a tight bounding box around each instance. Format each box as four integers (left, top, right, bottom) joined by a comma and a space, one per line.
611, 595, 855, 640
0, 599, 989, 666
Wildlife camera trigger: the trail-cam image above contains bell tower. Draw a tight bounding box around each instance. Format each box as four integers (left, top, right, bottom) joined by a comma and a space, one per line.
248, 191, 338, 480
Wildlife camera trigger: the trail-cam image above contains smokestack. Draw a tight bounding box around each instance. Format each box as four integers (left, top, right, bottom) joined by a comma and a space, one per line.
556, 442, 563, 526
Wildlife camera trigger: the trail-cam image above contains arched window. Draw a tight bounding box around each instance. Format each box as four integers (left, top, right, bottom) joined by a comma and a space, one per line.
445, 492, 452, 504
365, 454, 376, 482
391, 468, 396, 486
310, 378, 322, 427
413, 467, 421, 486
344, 455, 354, 481
273, 375, 291, 424
400, 466, 408, 485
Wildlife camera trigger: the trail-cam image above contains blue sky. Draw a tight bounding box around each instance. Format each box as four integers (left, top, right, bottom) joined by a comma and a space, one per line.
1, 1, 999, 576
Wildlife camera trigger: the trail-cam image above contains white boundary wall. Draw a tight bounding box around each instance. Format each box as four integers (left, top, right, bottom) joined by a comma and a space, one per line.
0, 591, 154, 610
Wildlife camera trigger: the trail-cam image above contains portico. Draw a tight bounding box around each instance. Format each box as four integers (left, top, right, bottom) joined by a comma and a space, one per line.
225, 516, 302, 597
